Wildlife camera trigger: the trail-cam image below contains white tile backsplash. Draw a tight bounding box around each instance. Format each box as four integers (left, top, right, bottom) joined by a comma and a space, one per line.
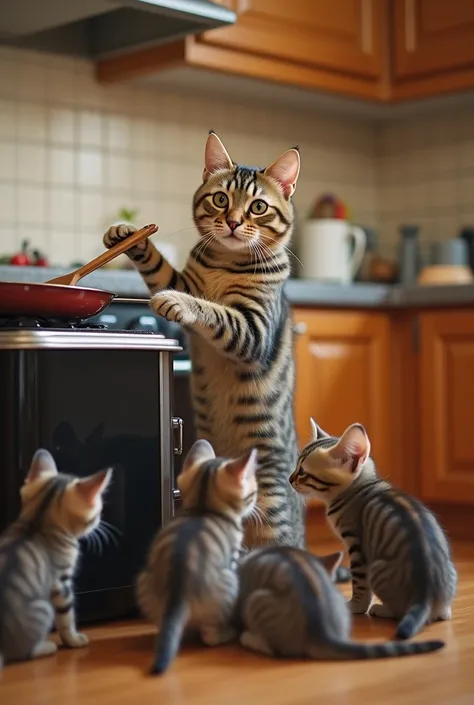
2, 46, 474, 268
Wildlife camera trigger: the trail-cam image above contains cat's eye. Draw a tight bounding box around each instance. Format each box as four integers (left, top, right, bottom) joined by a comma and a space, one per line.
213, 192, 229, 208
250, 199, 268, 215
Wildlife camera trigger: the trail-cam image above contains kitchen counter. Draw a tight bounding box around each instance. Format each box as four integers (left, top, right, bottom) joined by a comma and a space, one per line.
1, 265, 474, 309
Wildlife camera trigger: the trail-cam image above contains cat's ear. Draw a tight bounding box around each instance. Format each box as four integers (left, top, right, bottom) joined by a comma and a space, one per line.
264, 147, 300, 198
328, 424, 370, 472
25, 449, 58, 484
203, 131, 233, 181
76, 468, 112, 506
183, 439, 216, 469
226, 448, 258, 486
319, 552, 343, 578
310, 417, 330, 442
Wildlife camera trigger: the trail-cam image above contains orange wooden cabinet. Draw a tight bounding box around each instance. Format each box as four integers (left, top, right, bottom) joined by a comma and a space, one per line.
391, 0, 474, 100
419, 311, 474, 505
97, 0, 387, 100
292, 309, 391, 480
97, 1, 474, 103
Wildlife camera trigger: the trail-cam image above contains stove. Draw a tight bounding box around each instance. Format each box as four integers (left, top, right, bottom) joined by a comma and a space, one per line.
0, 299, 197, 625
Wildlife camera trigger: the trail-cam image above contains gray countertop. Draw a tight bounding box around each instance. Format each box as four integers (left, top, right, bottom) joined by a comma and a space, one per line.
1, 265, 474, 309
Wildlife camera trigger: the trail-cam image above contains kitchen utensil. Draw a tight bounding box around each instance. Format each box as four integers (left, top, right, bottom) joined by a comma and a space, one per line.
417, 264, 473, 286
0, 224, 157, 320
429, 238, 469, 267
299, 218, 367, 283
399, 224, 422, 285
46, 224, 157, 285
459, 227, 474, 272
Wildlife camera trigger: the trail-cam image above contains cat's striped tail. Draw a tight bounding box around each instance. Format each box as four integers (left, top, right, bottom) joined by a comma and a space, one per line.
150, 597, 187, 675
395, 602, 431, 640
312, 637, 445, 660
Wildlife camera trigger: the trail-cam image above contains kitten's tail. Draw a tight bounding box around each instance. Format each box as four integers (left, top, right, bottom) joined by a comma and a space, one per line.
0, 652, 3, 670
150, 597, 187, 675
312, 637, 444, 660
395, 602, 431, 640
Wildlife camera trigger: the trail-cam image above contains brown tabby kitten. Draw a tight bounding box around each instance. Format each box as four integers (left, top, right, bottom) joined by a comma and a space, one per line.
290, 419, 457, 639
235, 547, 444, 659
0, 449, 112, 668
136, 439, 258, 675
103, 131, 305, 555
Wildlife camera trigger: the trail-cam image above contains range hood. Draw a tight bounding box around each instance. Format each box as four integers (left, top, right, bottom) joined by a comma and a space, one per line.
0, 0, 236, 60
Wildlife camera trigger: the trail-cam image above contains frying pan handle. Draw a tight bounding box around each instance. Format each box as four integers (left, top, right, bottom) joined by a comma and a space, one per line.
70, 224, 158, 283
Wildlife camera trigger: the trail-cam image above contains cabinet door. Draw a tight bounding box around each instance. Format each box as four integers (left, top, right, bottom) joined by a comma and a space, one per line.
420, 312, 474, 504
293, 310, 391, 479
200, 0, 383, 79
393, 0, 474, 79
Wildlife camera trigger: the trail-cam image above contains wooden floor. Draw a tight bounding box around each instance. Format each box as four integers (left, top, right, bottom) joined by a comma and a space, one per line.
2, 540, 474, 705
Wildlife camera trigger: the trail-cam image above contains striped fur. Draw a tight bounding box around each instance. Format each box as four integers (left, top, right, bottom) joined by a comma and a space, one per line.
0, 449, 112, 667
290, 419, 457, 639
136, 439, 258, 675
235, 547, 444, 659
103, 131, 305, 552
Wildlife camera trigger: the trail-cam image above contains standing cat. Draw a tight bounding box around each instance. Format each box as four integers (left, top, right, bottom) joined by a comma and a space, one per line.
290, 419, 457, 639
103, 131, 304, 552
0, 449, 112, 668
235, 546, 444, 659
136, 439, 258, 675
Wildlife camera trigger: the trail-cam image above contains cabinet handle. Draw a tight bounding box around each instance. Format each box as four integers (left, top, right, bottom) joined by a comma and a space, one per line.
293, 322, 307, 335
172, 417, 183, 455
173, 488, 181, 500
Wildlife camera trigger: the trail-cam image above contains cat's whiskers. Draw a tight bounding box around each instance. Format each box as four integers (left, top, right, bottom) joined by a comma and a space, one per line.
264, 235, 304, 269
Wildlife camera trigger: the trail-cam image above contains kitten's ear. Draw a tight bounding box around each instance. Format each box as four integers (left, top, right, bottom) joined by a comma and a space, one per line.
226, 448, 258, 486
329, 424, 370, 472
264, 147, 300, 198
203, 131, 233, 181
76, 468, 112, 507
319, 552, 343, 578
183, 439, 216, 469
310, 417, 330, 442
25, 449, 58, 484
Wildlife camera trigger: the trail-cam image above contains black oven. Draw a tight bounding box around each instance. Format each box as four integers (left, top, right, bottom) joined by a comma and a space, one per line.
0, 322, 191, 625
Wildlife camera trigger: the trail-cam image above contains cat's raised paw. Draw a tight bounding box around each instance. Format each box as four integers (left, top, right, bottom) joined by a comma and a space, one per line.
61, 632, 90, 648
151, 291, 196, 326
103, 223, 146, 251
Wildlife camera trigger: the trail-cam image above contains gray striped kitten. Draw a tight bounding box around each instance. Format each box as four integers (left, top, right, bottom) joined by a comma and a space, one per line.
0, 449, 112, 668
235, 546, 444, 659
136, 439, 258, 675
102, 131, 306, 555
290, 419, 457, 639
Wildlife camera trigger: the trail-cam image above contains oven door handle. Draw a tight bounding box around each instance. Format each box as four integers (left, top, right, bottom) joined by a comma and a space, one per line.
172, 417, 183, 455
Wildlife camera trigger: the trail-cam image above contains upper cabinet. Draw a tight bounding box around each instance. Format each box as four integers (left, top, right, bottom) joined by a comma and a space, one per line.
96, 0, 474, 103
391, 0, 474, 99
198, 0, 384, 92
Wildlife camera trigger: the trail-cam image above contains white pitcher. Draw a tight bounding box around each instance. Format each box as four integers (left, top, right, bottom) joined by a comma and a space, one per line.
299, 218, 367, 284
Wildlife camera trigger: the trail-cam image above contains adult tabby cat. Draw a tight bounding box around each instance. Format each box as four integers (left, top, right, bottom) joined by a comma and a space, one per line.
235, 547, 444, 659
136, 439, 258, 675
290, 419, 457, 639
103, 131, 304, 552
0, 449, 112, 668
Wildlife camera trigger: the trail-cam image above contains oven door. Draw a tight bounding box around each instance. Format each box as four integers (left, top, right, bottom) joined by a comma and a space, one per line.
0, 347, 176, 624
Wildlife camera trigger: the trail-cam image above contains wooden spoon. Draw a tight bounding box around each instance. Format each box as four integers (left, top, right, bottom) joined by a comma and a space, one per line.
46, 224, 158, 286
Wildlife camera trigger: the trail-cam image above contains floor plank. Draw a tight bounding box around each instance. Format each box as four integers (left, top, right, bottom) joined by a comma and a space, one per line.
1, 541, 474, 705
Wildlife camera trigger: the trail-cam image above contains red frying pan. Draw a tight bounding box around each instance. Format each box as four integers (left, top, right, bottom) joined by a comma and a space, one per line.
0, 224, 158, 321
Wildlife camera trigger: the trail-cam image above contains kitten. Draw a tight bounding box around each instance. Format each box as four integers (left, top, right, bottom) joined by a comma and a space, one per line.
235, 546, 444, 659
102, 131, 306, 557
0, 449, 112, 668
136, 438, 258, 675
290, 419, 457, 639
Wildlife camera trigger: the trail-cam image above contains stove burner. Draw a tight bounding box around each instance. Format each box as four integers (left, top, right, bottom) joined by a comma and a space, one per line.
0, 316, 107, 330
